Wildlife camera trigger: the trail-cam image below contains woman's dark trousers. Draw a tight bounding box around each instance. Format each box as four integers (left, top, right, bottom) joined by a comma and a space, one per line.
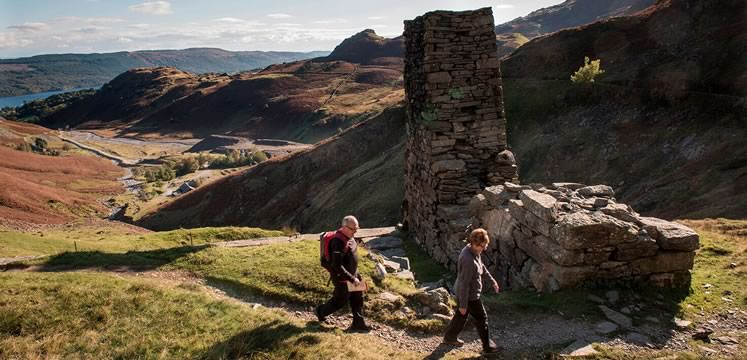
444, 298, 496, 350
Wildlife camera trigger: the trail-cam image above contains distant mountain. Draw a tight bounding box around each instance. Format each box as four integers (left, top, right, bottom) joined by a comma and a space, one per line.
319, 29, 404, 65
0, 48, 329, 97
40, 60, 403, 142
495, 0, 656, 57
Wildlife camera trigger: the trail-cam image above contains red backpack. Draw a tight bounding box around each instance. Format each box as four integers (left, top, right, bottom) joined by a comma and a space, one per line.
319, 230, 349, 272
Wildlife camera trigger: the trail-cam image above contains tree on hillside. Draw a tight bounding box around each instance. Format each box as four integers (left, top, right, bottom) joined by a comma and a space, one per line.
571, 57, 604, 86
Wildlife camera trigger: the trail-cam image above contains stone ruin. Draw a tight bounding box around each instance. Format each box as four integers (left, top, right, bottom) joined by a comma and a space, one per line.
471, 183, 699, 291
403, 7, 519, 268
402, 8, 699, 291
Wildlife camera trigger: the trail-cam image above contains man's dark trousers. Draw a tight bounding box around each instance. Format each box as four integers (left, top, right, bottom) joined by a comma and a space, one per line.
444, 299, 496, 350
317, 281, 365, 325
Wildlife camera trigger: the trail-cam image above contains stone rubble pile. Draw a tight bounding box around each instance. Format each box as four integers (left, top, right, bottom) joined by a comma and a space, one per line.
471, 182, 699, 291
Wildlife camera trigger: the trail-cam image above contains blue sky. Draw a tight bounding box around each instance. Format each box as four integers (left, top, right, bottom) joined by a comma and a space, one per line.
1, 0, 561, 58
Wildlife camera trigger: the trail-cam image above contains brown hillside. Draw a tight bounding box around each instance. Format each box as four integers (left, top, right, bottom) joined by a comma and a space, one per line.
494, 0, 656, 57
500, 0, 747, 219
137, 105, 406, 232
0, 145, 123, 224
0, 119, 52, 147
501, 0, 746, 97
42, 67, 203, 130
41, 58, 403, 142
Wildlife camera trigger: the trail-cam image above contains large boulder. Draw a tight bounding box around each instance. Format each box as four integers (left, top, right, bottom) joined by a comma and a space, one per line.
366, 236, 403, 250
629, 251, 695, 275
469, 194, 487, 219
416, 287, 452, 314
577, 185, 615, 198
600, 203, 640, 224
551, 211, 638, 250
483, 208, 512, 242
639, 217, 699, 251
482, 185, 516, 207
519, 190, 559, 222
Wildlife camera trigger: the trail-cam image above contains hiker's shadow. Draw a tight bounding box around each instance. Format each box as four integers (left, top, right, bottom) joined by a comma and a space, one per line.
25, 245, 210, 272
201, 319, 328, 359
424, 343, 504, 360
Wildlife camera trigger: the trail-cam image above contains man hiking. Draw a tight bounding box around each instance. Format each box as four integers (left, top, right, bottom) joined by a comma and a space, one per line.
314, 215, 371, 332
442, 228, 502, 354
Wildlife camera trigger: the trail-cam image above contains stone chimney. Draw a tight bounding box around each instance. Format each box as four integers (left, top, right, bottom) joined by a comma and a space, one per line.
403, 7, 518, 268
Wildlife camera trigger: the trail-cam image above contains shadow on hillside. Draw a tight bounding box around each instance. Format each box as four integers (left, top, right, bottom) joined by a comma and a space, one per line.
202, 275, 326, 307
481, 285, 692, 356
201, 319, 329, 359
31, 245, 209, 272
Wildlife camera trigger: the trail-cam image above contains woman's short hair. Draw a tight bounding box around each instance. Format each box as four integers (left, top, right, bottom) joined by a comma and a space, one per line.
468, 228, 490, 246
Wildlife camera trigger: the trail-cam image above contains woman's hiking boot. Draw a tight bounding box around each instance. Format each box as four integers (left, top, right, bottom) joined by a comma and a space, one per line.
442, 338, 465, 347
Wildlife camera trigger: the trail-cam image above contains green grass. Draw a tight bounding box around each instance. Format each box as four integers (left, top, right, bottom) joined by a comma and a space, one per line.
13, 232, 444, 333
673, 219, 747, 317
0, 226, 282, 257
164, 240, 445, 332
0, 272, 421, 359
400, 231, 452, 283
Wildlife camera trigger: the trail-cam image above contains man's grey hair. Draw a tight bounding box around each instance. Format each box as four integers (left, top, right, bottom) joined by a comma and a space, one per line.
342, 215, 358, 228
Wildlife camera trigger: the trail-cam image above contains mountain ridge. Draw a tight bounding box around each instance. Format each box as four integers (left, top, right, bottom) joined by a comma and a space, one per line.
494, 0, 656, 57
0, 48, 329, 97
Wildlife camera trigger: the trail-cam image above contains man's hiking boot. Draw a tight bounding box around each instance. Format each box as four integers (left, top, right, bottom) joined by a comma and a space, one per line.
314, 306, 326, 323
442, 338, 465, 347
348, 322, 372, 333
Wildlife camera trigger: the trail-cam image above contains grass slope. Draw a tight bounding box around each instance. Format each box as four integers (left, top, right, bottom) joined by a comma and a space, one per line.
0, 272, 418, 359
0, 225, 282, 257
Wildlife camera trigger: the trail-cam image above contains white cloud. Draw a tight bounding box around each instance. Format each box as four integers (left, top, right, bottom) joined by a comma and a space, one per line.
128, 1, 173, 16
117, 37, 134, 43
313, 19, 347, 24
494, 4, 515, 9
215, 17, 245, 23
367, 16, 383, 20
272, 23, 301, 27
129, 24, 151, 29
7, 22, 49, 33
0, 32, 18, 48
267, 13, 293, 19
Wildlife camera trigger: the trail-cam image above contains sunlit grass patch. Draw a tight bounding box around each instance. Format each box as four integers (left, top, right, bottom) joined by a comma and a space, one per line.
0, 226, 282, 257
0, 272, 421, 359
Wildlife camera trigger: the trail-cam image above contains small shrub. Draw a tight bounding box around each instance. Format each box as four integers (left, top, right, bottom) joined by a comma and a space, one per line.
175, 157, 199, 176
279, 226, 298, 237
15, 142, 32, 152
34, 137, 48, 150
571, 56, 605, 86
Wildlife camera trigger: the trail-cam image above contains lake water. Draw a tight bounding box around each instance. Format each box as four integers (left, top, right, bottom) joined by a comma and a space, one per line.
0, 87, 95, 108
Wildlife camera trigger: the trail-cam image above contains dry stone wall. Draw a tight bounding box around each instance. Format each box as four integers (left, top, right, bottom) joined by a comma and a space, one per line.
403, 7, 518, 269
470, 182, 699, 291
